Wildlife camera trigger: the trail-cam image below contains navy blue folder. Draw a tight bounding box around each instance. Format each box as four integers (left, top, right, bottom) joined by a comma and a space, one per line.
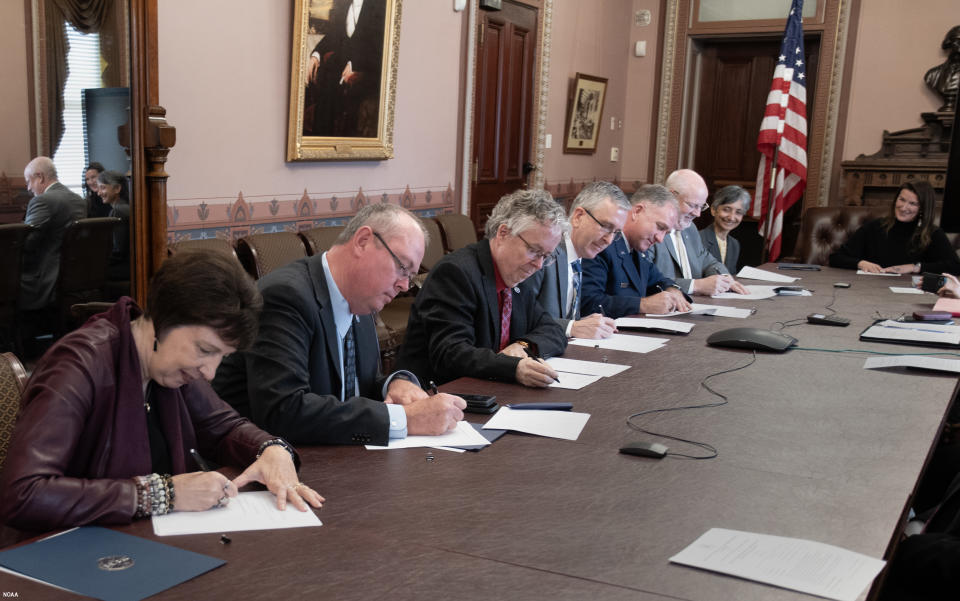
0, 526, 224, 601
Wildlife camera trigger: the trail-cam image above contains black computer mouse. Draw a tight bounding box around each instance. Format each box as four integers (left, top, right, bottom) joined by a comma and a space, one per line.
619, 441, 668, 458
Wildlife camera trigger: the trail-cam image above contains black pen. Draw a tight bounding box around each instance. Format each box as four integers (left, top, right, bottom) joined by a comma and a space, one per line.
598, 304, 605, 317
190, 448, 212, 472
429, 380, 439, 395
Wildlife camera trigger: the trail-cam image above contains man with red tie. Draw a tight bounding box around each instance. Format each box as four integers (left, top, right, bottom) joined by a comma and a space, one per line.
398, 190, 567, 387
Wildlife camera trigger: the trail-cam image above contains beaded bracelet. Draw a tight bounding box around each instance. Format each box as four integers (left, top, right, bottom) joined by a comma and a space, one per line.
133, 473, 175, 518
256, 438, 295, 461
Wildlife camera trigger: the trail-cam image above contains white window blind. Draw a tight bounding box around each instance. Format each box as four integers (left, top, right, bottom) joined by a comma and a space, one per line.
52, 22, 102, 195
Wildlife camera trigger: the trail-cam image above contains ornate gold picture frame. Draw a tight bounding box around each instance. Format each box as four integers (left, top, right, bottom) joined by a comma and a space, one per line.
286, 0, 402, 161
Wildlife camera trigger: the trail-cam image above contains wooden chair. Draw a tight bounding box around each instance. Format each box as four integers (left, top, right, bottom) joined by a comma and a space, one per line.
419, 218, 445, 272
0, 352, 28, 473
236, 232, 308, 280
434, 213, 478, 253
0, 224, 32, 353
299, 226, 345, 256
56, 217, 121, 334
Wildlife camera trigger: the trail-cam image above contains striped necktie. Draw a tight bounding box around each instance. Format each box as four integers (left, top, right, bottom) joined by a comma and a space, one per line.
568, 259, 582, 320
342, 321, 356, 400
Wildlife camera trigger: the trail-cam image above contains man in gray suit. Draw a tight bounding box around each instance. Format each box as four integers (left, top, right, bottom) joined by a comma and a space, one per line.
21, 156, 86, 311
649, 169, 747, 296
523, 181, 628, 339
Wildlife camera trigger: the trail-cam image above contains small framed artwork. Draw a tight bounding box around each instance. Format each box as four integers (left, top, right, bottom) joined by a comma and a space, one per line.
563, 73, 608, 155
286, 0, 402, 161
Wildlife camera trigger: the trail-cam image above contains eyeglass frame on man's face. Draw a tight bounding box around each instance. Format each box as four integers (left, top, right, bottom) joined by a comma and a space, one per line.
514, 231, 557, 266
372, 231, 414, 285
580, 206, 623, 242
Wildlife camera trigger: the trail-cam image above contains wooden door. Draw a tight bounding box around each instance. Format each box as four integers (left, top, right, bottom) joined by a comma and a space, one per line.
691, 36, 819, 265
470, 1, 538, 234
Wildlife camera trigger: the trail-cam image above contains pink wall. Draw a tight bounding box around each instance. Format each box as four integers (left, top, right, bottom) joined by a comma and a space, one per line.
620, 0, 661, 185
842, 0, 954, 160
0, 0, 32, 177
157, 0, 463, 236
541, 0, 633, 188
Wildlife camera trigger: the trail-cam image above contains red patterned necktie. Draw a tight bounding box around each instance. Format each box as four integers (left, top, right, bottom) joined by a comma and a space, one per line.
499, 288, 512, 350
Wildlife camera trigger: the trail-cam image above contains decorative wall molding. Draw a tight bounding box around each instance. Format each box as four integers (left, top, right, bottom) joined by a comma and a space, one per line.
167, 184, 456, 242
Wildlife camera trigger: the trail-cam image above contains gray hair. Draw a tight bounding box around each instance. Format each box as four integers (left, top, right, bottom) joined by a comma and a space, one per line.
712, 185, 751, 213
335, 203, 429, 246
26, 156, 57, 180
629, 184, 677, 209
484, 189, 566, 239
570, 181, 630, 214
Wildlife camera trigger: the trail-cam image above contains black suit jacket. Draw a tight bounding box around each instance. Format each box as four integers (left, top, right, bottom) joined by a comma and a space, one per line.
580, 237, 676, 318
699, 226, 740, 274
397, 239, 567, 385
213, 255, 391, 445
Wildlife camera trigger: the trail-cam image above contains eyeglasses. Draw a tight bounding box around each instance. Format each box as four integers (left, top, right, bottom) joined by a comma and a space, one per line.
582, 207, 623, 241
372, 231, 413, 284
681, 197, 710, 213
515, 232, 557, 266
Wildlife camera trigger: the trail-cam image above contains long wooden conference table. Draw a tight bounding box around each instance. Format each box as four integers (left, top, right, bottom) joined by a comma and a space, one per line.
2, 265, 957, 600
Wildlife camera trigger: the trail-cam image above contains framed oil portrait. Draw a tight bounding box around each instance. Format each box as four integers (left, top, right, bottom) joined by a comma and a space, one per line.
563, 73, 608, 155
286, 0, 402, 161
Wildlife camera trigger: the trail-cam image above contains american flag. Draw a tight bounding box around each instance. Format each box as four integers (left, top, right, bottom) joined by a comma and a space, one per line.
753, 0, 808, 261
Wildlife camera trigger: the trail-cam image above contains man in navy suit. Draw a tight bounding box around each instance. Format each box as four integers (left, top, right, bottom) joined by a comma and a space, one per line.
523, 181, 628, 339
648, 169, 747, 296
214, 204, 466, 446
581, 185, 691, 318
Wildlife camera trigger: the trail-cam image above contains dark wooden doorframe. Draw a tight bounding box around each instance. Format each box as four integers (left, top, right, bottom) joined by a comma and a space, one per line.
469, 0, 539, 235
687, 34, 820, 266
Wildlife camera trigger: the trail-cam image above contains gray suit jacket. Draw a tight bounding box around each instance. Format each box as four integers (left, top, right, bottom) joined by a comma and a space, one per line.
649, 225, 729, 292
523, 242, 574, 331
21, 182, 86, 310
699, 227, 740, 274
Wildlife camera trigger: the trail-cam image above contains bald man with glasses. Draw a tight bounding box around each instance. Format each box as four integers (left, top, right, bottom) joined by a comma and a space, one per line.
398, 190, 567, 388
523, 181, 628, 339
213, 204, 466, 446
648, 169, 747, 296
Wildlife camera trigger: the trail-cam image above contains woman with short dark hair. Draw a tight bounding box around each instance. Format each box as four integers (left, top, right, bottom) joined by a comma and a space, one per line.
97, 170, 131, 280
829, 181, 960, 275
0, 251, 324, 533
700, 185, 751, 273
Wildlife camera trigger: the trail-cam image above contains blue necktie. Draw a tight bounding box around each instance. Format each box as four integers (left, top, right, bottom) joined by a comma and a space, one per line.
343, 321, 356, 401
568, 259, 582, 320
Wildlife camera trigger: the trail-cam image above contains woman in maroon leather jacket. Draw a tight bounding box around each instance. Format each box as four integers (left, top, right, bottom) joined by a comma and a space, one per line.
0, 251, 324, 533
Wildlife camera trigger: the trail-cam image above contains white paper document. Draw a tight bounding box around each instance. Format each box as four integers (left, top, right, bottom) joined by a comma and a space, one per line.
152, 491, 322, 536
548, 372, 603, 390
736, 266, 799, 283
483, 406, 590, 441
545, 357, 631, 377
713, 285, 779, 300
864, 355, 960, 373
615, 317, 694, 333
856, 270, 900, 276
669, 528, 885, 601
568, 333, 668, 353
862, 320, 960, 345
888, 286, 924, 294
366, 420, 491, 450
646, 303, 753, 318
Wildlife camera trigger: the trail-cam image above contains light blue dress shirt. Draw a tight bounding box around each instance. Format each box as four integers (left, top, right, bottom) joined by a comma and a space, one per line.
321, 252, 410, 438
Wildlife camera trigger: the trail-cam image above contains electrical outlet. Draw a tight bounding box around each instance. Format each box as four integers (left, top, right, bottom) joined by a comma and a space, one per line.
610, 147, 620, 162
